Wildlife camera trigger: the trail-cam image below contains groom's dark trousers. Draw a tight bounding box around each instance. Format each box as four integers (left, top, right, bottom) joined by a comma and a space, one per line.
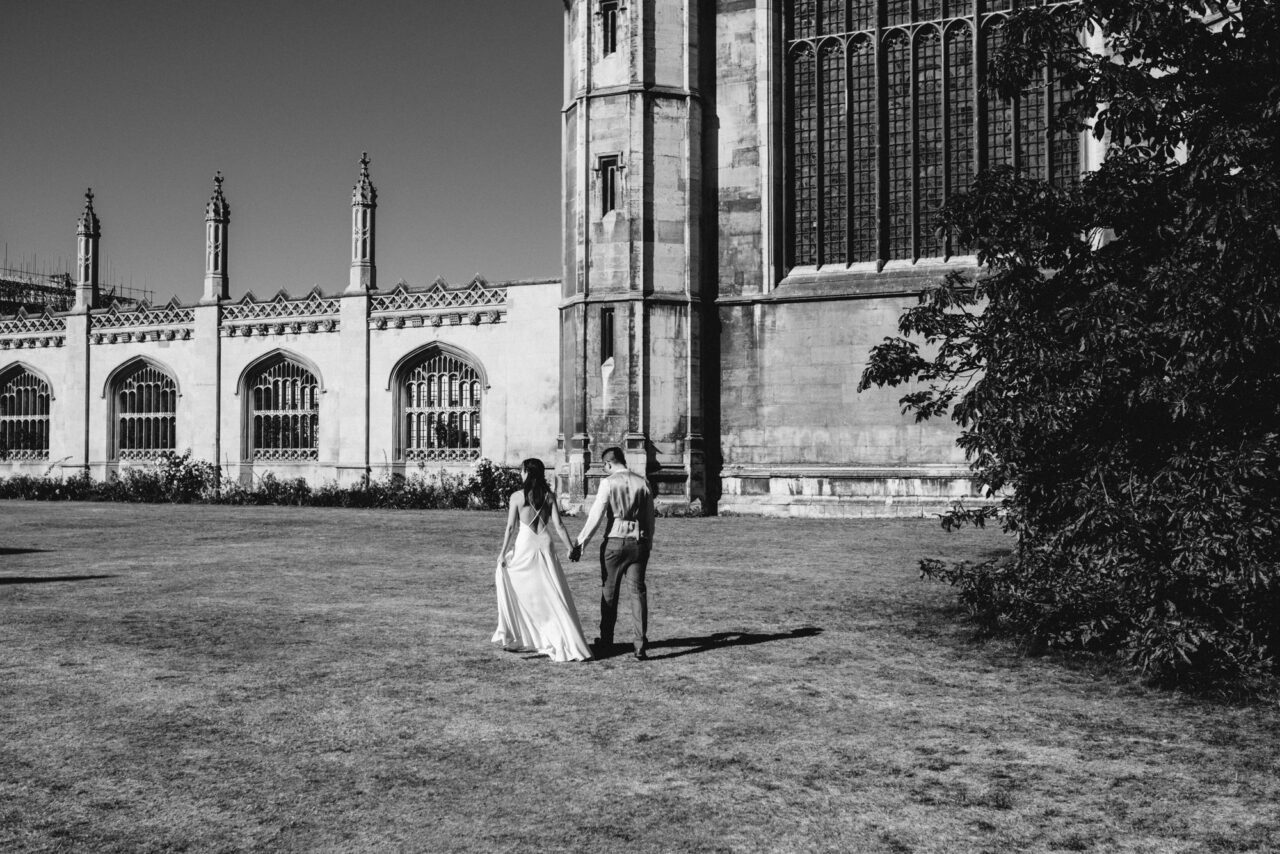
600, 538, 648, 649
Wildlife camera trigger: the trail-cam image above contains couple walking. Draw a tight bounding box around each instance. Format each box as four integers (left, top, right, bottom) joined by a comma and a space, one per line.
491, 447, 655, 662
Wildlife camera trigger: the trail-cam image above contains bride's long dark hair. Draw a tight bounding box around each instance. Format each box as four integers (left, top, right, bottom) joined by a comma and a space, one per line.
520, 458, 550, 511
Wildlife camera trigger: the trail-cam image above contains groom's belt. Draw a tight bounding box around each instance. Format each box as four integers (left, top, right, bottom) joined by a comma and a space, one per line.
607, 519, 642, 540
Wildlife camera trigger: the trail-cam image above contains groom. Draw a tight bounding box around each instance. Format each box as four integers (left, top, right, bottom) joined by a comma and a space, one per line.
571, 447, 656, 660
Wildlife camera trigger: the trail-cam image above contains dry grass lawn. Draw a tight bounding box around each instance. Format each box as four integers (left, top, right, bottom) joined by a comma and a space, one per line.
1, 502, 1277, 853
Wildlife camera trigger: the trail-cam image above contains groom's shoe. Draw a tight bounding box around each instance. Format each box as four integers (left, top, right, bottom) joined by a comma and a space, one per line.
591, 637, 614, 654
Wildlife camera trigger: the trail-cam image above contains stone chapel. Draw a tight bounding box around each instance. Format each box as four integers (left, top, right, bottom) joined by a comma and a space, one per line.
556, 0, 1094, 515
0, 2, 1095, 516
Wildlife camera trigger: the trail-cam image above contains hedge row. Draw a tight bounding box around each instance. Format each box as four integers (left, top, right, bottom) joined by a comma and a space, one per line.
0, 452, 524, 510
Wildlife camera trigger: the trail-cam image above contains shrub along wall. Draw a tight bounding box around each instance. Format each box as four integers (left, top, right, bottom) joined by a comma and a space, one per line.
0, 453, 524, 510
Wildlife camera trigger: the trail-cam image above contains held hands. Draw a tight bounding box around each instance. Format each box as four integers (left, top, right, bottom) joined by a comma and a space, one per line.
568, 542, 583, 563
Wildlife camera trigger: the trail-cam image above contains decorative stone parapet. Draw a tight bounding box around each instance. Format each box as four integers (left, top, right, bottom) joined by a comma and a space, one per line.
92, 329, 193, 345
117, 448, 172, 462
220, 288, 341, 337
89, 299, 197, 345
92, 300, 195, 329
1, 280, 506, 347
369, 278, 507, 330
403, 447, 482, 464
252, 448, 320, 462
0, 448, 49, 462
0, 309, 67, 350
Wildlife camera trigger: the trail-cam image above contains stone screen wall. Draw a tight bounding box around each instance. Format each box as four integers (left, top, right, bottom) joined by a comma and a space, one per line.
0, 277, 561, 486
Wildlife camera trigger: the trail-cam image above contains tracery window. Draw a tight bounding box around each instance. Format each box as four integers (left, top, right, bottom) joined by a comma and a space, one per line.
112, 362, 177, 461
247, 357, 320, 461
820, 39, 847, 264
0, 366, 50, 462
789, 43, 818, 264
785, 0, 1080, 269
985, 17, 1015, 169
886, 31, 912, 259
848, 36, 877, 260
398, 348, 483, 463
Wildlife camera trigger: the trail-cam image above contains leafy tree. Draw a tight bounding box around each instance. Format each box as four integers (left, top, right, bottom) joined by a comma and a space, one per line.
860, 0, 1280, 691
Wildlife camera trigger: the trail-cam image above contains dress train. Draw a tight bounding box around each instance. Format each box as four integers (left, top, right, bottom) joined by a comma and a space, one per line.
492, 523, 592, 662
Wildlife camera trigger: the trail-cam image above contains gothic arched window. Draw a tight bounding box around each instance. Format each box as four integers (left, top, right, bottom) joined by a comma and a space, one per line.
819, 0, 844, 35
396, 347, 483, 463
848, 35, 877, 262
915, 27, 946, 259
946, 20, 977, 255
791, 0, 816, 40
0, 365, 51, 462
984, 17, 1015, 170
946, 21, 976, 196
111, 360, 177, 461
245, 355, 320, 461
820, 38, 847, 266
789, 42, 818, 267
1048, 6, 1082, 187
784, 0, 1080, 269
885, 30, 912, 260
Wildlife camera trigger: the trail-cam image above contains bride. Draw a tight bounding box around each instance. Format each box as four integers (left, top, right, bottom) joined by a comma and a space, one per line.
491, 458, 593, 662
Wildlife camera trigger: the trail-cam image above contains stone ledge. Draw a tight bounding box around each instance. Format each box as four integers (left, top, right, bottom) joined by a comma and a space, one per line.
718, 260, 979, 304
718, 494, 999, 519
723, 463, 973, 479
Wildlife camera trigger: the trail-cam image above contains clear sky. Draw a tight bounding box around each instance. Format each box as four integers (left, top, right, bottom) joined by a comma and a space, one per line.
1, 1, 564, 305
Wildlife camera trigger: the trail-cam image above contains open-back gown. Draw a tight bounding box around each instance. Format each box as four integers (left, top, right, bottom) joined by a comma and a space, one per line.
492, 501, 593, 662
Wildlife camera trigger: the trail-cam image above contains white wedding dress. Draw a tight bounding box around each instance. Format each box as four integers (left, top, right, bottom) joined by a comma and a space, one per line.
492, 511, 593, 662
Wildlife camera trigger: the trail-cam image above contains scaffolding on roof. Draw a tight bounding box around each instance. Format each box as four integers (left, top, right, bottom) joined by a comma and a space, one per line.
0, 267, 154, 314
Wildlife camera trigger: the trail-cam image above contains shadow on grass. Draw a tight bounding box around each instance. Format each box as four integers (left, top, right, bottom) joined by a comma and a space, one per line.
0, 575, 115, 586
0, 547, 50, 556
592, 627, 823, 661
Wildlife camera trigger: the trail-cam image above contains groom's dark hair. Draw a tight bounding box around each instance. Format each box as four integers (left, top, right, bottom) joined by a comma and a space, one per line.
601, 447, 626, 466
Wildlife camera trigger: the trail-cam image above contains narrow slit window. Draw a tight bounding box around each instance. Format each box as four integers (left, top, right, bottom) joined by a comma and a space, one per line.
601, 1, 619, 56
600, 307, 615, 363
599, 155, 620, 216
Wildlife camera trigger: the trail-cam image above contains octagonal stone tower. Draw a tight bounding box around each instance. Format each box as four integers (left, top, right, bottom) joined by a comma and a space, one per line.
559, 0, 712, 507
